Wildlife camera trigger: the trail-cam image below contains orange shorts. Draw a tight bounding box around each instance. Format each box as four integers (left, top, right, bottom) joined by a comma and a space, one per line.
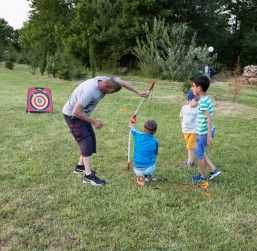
183, 133, 197, 151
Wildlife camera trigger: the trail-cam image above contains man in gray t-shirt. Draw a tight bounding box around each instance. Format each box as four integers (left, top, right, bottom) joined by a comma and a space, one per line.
63, 76, 148, 186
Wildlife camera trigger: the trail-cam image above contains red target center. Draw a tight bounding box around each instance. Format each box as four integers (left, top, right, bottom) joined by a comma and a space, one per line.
33, 95, 47, 108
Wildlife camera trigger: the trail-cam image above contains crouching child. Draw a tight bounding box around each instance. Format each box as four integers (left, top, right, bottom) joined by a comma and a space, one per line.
129, 120, 159, 186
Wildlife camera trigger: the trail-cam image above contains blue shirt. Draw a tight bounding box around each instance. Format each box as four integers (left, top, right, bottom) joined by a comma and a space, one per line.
131, 127, 158, 168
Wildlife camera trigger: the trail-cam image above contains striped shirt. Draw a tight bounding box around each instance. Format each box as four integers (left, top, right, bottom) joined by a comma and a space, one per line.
196, 96, 214, 135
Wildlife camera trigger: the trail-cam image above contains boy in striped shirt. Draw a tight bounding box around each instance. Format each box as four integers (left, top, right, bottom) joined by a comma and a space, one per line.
191, 76, 222, 182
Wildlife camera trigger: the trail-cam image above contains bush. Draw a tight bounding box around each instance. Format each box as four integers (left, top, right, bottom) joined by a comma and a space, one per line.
4, 46, 16, 70
53, 50, 87, 80
134, 18, 217, 94
5, 60, 14, 69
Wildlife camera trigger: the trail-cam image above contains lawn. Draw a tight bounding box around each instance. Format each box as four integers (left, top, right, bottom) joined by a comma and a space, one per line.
0, 64, 257, 250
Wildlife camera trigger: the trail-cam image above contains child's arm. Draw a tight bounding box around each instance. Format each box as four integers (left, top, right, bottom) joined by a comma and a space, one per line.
128, 122, 136, 129
129, 123, 139, 137
179, 107, 183, 124
155, 141, 159, 156
205, 111, 213, 146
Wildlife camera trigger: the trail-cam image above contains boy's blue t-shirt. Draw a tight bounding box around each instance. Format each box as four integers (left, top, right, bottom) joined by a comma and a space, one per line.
131, 127, 158, 168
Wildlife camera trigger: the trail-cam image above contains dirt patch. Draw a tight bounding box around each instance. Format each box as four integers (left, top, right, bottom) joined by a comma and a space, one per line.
156, 95, 184, 105
214, 100, 257, 117
156, 96, 257, 118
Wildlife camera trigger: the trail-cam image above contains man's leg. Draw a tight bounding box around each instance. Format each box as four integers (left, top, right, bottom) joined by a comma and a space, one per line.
78, 155, 83, 165
82, 156, 93, 176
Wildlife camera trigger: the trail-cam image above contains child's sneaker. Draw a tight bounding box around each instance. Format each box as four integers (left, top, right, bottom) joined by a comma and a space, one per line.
192, 173, 206, 182
136, 176, 145, 186
83, 174, 106, 186
182, 160, 195, 167
144, 175, 152, 182
208, 169, 222, 180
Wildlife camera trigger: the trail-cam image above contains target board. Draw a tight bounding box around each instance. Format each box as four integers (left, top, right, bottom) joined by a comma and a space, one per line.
26, 87, 53, 113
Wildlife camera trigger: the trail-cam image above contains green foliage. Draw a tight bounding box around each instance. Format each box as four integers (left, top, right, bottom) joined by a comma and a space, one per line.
134, 18, 217, 89
4, 46, 17, 70
54, 50, 87, 80
4, 60, 14, 70
0, 18, 16, 62
220, 0, 257, 66
17, 0, 257, 72
0, 44, 6, 62
241, 30, 257, 65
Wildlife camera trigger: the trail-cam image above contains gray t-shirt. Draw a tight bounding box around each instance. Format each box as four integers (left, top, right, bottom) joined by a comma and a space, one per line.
179, 104, 198, 133
62, 76, 109, 116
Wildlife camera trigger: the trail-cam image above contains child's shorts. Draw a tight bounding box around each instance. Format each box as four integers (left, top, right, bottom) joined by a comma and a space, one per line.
195, 129, 215, 160
64, 115, 96, 157
134, 165, 156, 176
183, 133, 197, 151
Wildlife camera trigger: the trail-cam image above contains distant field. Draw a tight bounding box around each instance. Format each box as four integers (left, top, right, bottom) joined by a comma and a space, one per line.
0, 64, 257, 250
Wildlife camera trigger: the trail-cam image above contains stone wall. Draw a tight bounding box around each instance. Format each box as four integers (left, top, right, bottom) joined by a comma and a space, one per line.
243, 65, 257, 85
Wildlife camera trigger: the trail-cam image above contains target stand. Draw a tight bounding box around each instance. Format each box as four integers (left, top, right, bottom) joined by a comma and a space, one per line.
26, 87, 53, 113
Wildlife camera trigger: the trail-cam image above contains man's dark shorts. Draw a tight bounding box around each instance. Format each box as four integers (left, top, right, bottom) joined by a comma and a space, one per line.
64, 115, 96, 157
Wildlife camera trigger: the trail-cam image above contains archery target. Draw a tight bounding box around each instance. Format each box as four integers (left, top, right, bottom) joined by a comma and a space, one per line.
30, 92, 49, 110
27, 87, 53, 113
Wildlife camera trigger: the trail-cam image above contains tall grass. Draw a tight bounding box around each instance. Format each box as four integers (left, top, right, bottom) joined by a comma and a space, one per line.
0, 64, 257, 250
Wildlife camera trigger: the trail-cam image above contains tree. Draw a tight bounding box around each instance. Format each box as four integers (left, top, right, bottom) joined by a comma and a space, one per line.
220, 0, 257, 66
0, 18, 15, 61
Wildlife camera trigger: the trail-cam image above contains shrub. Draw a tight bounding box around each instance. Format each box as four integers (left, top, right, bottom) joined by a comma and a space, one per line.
134, 18, 217, 94
4, 46, 16, 70
54, 50, 87, 80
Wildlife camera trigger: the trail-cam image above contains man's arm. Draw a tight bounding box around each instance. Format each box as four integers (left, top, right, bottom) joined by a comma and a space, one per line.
72, 103, 103, 129
114, 77, 149, 97
205, 110, 213, 146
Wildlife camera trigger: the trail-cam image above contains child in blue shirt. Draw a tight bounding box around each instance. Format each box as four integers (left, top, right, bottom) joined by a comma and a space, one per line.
129, 120, 158, 186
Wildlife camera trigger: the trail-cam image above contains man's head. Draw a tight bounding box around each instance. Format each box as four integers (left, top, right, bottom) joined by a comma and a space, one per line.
104, 77, 122, 94
144, 119, 157, 135
192, 75, 210, 95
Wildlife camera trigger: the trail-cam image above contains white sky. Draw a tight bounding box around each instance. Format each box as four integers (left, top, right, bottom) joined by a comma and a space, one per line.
0, 0, 31, 29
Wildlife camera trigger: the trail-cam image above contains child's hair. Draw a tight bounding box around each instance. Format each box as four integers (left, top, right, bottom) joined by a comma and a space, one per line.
187, 90, 196, 100
193, 76, 210, 92
144, 120, 157, 134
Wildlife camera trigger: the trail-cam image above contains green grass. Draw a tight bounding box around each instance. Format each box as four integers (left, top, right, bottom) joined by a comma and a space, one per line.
1, 64, 257, 250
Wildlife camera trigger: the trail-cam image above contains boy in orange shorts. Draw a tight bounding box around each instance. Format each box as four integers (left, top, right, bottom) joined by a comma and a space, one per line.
180, 90, 198, 167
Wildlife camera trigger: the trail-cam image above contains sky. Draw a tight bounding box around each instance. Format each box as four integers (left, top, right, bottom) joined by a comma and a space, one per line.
0, 0, 31, 29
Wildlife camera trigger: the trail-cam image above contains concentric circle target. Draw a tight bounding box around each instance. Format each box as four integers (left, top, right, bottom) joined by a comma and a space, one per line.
30, 91, 50, 111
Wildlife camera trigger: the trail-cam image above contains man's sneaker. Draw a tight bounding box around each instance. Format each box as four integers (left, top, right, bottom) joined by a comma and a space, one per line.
192, 173, 206, 182
136, 176, 145, 186
208, 169, 222, 180
83, 174, 106, 186
182, 160, 195, 167
73, 165, 85, 174
74, 165, 96, 176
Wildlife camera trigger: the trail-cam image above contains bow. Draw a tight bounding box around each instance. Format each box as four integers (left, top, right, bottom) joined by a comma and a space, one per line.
127, 80, 156, 170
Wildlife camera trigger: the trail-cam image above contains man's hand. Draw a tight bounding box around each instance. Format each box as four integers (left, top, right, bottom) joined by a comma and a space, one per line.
138, 91, 150, 98
92, 119, 104, 129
